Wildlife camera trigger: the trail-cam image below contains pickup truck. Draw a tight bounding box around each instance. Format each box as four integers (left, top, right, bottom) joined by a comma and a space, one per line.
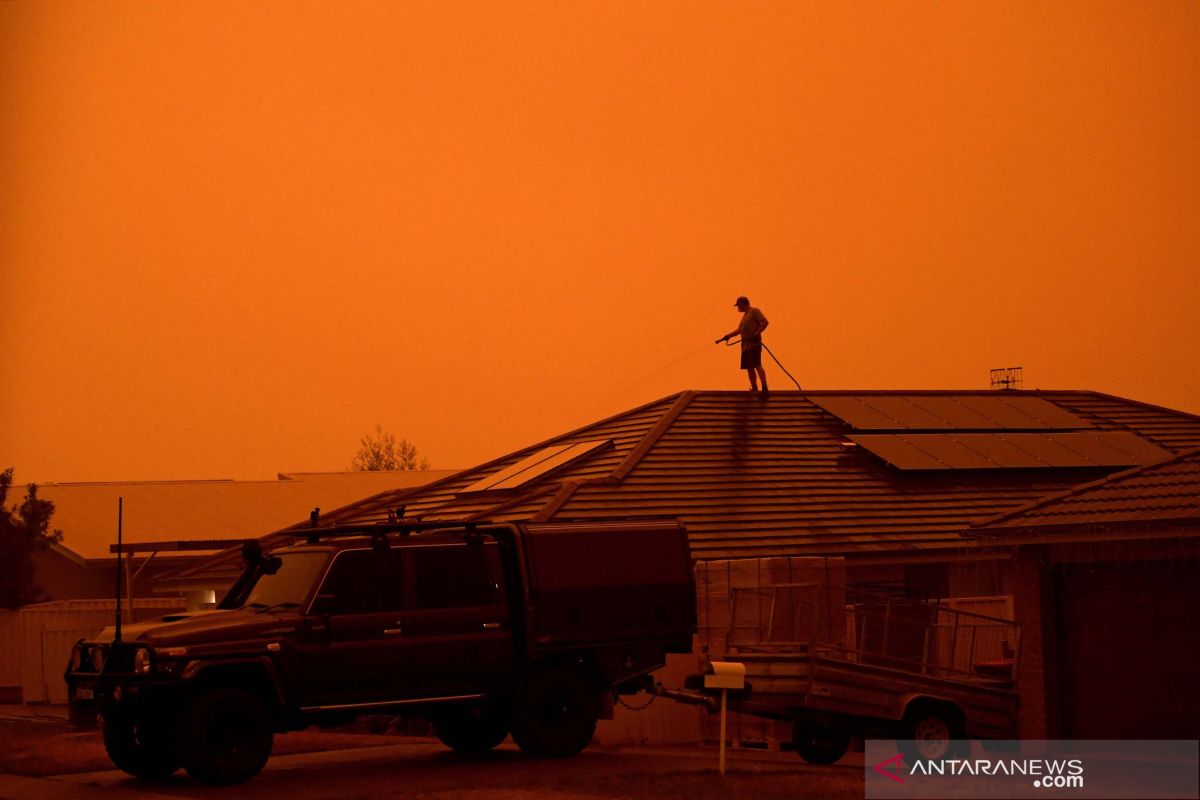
65, 519, 695, 784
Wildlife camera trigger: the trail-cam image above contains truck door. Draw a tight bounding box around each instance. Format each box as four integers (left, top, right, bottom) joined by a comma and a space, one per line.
401, 541, 513, 698
296, 547, 413, 707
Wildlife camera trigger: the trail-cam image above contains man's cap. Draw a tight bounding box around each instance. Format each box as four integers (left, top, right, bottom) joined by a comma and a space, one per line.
734, 296, 749, 307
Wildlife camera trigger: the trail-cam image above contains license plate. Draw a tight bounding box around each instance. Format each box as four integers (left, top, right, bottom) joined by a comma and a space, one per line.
75, 686, 94, 700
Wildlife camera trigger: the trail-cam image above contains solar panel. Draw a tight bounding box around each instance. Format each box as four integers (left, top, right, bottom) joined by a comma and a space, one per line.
811, 394, 1092, 431
901, 396, 1000, 429
809, 396, 900, 429
903, 433, 1000, 469
846, 435, 946, 470
999, 433, 1089, 468
963, 396, 1091, 430
849, 432, 1170, 470
459, 439, 612, 493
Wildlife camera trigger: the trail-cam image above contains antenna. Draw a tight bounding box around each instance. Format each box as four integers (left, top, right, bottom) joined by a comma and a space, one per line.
114, 497, 123, 643
990, 366, 1023, 390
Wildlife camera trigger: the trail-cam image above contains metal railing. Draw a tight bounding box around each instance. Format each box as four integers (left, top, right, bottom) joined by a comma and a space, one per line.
724, 584, 1020, 685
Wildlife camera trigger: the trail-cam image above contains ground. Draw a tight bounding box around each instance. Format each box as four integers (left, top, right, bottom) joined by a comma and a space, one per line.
0, 717, 865, 800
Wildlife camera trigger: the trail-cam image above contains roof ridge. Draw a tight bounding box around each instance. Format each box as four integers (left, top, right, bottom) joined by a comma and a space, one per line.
609, 391, 697, 482
465, 485, 558, 522
530, 481, 582, 522
972, 446, 1200, 529
1045, 389, 1200, 425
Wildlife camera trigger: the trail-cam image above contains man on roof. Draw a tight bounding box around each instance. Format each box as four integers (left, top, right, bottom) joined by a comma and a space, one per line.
719, 296, 770, 394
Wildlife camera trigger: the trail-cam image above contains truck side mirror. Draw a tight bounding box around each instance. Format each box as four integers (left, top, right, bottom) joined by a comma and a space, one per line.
310, 594, 336, 616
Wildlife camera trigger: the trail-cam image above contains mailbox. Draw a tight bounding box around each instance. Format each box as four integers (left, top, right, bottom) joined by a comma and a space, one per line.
703, 661, 746, 691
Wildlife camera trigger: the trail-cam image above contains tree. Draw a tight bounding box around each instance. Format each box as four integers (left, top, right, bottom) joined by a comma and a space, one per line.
351, 425, 430, 471
0, 468, 63, 609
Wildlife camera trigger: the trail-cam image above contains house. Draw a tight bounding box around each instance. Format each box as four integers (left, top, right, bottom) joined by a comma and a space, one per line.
969, 449, 1200, 740
24, 470, 456, 606
175, 390, 1200, 742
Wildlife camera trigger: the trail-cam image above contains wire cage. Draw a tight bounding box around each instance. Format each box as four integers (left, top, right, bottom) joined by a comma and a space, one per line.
725, 583, 1021, 685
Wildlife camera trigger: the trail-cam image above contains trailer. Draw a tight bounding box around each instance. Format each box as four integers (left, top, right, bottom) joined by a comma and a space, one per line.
660, 577, 1020, 764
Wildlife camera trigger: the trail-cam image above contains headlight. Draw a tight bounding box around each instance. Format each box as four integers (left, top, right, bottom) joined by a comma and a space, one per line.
133, 648, 152, 675
91, 646, 106, 672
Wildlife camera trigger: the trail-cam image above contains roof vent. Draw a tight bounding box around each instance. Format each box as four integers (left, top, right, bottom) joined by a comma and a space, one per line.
990, 366, 1023, 390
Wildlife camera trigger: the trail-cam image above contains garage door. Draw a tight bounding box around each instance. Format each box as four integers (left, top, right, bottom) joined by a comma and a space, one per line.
1055, 559, 1199, 739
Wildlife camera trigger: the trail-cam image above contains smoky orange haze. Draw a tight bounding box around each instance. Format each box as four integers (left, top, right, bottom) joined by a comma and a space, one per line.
1, 1, 1198, 484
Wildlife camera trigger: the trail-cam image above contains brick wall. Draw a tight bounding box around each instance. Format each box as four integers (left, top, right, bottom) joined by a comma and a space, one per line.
1004, 547, 1052, 738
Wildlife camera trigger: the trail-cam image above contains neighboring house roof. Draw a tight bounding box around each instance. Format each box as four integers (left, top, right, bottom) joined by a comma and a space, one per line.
267, 390, 1200, 561
20, 470, 457, 561
971, 448, 1200, 531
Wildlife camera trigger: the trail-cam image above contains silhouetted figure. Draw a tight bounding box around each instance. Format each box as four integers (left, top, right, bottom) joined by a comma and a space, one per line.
720, 296, 769, 394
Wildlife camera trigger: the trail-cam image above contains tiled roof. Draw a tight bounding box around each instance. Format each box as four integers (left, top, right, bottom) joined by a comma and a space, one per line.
22, 470, 457, 560
972, 448, 1200, 531
303, 390, 1200, 561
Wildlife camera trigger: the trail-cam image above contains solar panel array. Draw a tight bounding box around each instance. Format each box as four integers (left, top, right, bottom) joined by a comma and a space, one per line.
810, 394, 1092, 431
848, 432, 1170, 471
810, 393, 1178, 471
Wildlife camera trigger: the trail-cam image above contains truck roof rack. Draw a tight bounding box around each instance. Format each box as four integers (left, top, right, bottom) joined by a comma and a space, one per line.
288, 520, 496, 544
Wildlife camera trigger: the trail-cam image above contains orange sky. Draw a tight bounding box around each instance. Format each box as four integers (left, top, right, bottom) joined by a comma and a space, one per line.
2, 1, 1198, 484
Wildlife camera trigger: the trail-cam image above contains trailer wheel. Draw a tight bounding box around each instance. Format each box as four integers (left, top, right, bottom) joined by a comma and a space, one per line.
102, 714, 182, 779
177, 688, 273, 785
511, 667, 597, 758
792, 715, 851, 765
899, 703, 966, 763
433, 704, 511, 753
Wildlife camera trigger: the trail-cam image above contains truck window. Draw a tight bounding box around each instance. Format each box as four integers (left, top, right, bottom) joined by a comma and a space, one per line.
312, 549, 404, 614
411, 545, 501, 609
243, 552, 329, 609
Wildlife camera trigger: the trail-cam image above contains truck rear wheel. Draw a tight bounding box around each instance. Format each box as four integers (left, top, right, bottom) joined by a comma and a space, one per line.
792, 714, 851, 765
433, 704, 510, 753
177, 688, 274, 785
102, 714, 181, 779
511, 668, 597, 758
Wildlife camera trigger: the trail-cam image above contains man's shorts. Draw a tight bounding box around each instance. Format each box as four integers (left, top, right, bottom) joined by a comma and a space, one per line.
740, 344, 762, 370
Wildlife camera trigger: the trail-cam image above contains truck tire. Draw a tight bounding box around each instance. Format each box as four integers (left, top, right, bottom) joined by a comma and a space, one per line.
511, 668, 597, 758
102, 714, 182, 779
433, 704, 510, 753
792, 714, 851, 765
899, 704, 967, 764
177, 688, 273, 785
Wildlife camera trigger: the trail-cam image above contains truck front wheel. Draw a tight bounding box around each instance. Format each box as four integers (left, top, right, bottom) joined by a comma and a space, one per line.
102, 713, 181, 779
177, 688, 274, 785
433, 704, 510, 753
512, 668, 597, 758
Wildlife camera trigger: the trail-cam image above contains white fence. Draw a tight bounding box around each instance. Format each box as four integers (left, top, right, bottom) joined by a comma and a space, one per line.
0, 599, 183, 704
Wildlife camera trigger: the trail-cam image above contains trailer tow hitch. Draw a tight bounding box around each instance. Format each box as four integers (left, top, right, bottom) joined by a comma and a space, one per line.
648, 682, 719, 713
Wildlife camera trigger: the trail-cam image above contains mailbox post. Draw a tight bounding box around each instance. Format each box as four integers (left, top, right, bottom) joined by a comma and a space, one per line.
704, 661, 746, 776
